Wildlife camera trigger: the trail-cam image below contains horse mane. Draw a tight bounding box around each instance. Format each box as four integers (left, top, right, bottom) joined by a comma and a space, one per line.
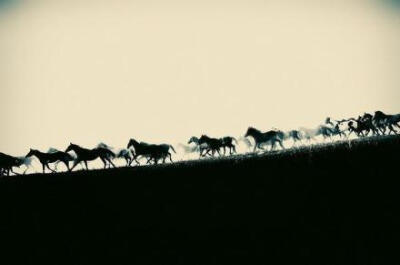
47, 147, 60, 153
97, 142, 112, 149
247, 127, 261, 134
200, 134, 211, 140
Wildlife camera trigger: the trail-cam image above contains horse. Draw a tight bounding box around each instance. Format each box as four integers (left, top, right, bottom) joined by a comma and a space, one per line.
188, 136, 209, 157
127, 139, 175, 165
0, 152, 27, 176
244, 127, 284, 152
198, 135, 223, 156
65, 143, 116, 170
330, 124, 346, 138
324, 117, 348, 139
286, 130, 302, 144
315, 125, 335, 140
347, 120, 370, 137
359, 114, 380, 136
373, 111, 399, 135
220, 136, 238, 155
116, 149, 133, 166
26, 148, 74, 173
298, 127, 318, 142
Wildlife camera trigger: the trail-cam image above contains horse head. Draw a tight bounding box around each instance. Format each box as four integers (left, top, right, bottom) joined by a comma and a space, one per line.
127, 138, 139, 149
188, 136, 198, 144
25, 148, 36, 158
65, 143, 77, 153
245, 127, 259, 138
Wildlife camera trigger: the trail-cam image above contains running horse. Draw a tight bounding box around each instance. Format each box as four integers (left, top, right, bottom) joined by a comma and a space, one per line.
220, 136, 238, 155
198, 135, 223, 157
26, 148, 74, 173
65, 143, 116, 170
188, 136, 209, 157
127, 138, 175, 165
244, 127, 285, 152
0, 152, 26, 176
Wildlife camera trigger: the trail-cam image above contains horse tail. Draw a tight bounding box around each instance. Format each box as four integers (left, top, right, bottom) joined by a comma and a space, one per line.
169, 145, 176, 153
231, 137, 238, 144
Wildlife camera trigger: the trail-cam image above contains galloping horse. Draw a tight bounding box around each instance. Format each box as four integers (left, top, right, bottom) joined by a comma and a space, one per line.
373, 111, 400, 134
188, 136, 209, 157
65, 143, 116, 170
286, 130, 302, 144
315, 125, 335, 140
127, 139, 175, 165
347, 120, 371, 137
0, 152, 27, 176
245, 127, 284, 152
116, 149, 133, 166
198, 135, 223, 156
26, 148, 74, 173
220, 136, 238, 155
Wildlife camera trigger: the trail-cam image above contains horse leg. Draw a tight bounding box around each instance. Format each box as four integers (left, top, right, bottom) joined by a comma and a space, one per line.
389, 125, 397, 135
42, 164, 46, 173
100, 158, 107, 169
271, 142, 275, 151
168, 152, 173, 163
84, 161, 89, 170
70, 159, 81, 171
46, 164, 55, 173
10, 168, 19, 176
279, 140, 284, 149
64, 161, 70, 171
109, 158, 116, 168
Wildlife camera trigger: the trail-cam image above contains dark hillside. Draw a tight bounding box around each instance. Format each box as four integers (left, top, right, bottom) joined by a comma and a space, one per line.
1, 136, 400, 265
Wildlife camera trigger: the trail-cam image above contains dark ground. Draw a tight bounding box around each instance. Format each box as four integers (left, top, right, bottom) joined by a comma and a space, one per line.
0, 135, 400, 265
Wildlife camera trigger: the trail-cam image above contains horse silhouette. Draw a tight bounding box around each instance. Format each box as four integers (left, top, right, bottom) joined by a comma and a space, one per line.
26, 148, 74, 173
286, 130, 302, 144
315, 125, 335, 140
189, 136, 238, 156
49, 148, 78, 171
188, 136, 209, 157
346, 120, 370, 137
198, 135, 223, 157
0, 152, 27, 176
127, 139, 175, 165
220, 136, 238, 155
116, 149, 133, 166
373, 111, 400, 135
244, 127, 284, 152
65, 143, 116, 170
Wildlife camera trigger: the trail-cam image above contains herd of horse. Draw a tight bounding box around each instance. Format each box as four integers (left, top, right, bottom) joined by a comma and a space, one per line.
0, 110, 399, 176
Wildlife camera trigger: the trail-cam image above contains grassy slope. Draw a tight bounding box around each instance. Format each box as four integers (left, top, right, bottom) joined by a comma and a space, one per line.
0, 135, 399, 265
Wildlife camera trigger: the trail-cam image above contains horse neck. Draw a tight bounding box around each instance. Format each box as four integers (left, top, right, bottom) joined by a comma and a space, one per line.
249, 129, 262, 139
71, 145, 85, 154
32, 150, 43, 158
130, 140, 139, 148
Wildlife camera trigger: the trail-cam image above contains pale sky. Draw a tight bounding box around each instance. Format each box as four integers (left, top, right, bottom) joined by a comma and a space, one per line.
1, 0, 399, 156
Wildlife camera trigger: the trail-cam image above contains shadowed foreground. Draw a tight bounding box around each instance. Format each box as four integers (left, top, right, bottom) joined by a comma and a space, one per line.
1, 136, 400, 265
